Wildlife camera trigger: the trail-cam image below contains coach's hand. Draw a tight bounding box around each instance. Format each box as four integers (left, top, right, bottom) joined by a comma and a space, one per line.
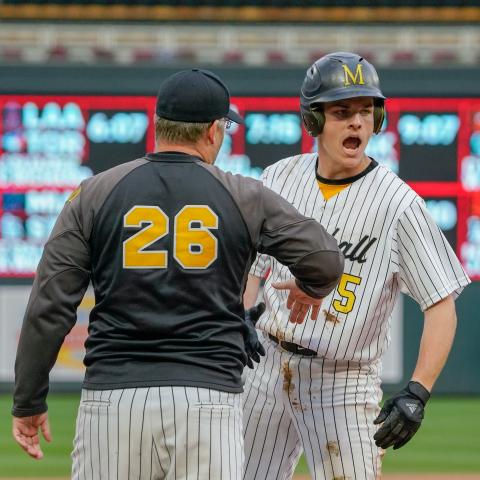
12, 412, 51, 459
243, 302, 266, 369
373, 381, 430, 450
272, 279, 323, 324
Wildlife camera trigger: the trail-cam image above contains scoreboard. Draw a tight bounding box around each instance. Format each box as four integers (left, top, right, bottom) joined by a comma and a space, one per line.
0, 95, 479, 279
379, 99, 480, 280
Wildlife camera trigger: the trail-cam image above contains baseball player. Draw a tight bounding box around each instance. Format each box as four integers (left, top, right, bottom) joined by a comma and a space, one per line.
11, 68, 344, 480
242, 52, 471, 480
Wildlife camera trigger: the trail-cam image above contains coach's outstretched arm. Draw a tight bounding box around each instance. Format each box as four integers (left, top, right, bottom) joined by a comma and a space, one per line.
374, 295, 457, 450
204, 166, 343, 322
256, 184, 344, 323
243, 177, 343, 322
202, 167, 344, 323
258, 187, 344, 299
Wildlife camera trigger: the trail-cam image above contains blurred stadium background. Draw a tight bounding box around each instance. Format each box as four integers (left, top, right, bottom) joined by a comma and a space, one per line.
0, 0, 480, 478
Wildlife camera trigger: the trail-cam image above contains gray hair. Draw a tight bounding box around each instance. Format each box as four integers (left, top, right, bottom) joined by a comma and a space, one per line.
154, 116, 213, 144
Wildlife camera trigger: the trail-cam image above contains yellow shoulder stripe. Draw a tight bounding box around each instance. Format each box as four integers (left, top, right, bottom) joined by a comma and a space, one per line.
67, 186, 81, 203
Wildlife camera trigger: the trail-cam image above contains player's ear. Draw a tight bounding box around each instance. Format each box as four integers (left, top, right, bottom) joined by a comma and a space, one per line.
207, 120, 220, 145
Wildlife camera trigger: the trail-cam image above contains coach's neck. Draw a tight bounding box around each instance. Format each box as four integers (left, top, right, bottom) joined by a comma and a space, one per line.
155, 120, 223, 165
155, 143, 208, 162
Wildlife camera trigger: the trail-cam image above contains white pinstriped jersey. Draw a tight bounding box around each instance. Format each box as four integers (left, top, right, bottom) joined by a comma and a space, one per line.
251, 153, 471, 362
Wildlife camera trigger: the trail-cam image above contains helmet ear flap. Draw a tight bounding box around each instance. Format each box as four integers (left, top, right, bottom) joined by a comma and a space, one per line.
301, 107, 325, 137
373, 102, 385, 134
311, 109, 325, 135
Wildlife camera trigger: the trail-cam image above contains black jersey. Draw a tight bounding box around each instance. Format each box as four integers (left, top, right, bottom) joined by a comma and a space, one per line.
13, 152, 344, 416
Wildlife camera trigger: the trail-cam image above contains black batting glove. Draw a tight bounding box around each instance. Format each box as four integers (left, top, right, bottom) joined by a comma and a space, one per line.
243, 302, 266, 369
373, 381, 430, 450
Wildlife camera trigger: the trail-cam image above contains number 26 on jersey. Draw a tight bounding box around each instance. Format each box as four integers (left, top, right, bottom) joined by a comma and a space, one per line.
123, 205, 218, 270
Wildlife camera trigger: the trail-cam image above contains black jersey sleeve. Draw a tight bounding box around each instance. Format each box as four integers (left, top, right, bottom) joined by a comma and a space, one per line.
198, 164, 344, 299
256, 180, 344, 298
12, 189, 91, 417
12, 158, 148, 417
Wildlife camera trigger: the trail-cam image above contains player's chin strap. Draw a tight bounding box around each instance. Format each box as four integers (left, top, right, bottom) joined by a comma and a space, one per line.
373, 380, 430, 450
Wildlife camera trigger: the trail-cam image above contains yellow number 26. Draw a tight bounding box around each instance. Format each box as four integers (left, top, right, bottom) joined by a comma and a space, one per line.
123, 205, 218, 270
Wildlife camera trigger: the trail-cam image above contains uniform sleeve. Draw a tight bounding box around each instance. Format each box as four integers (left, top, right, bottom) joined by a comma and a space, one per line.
257, 184, 344, 299
249, 169, 272, 278
12, 189, 91, 417
197, 162, 343, 299
396, 198, 470, 311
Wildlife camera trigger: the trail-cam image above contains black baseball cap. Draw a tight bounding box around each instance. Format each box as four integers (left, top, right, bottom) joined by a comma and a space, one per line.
155, 68, 244, 125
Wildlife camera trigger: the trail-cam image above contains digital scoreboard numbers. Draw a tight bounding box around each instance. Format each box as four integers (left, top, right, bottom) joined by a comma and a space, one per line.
360, 99, 478, 280
86, 109, 149, 174
0, 95, 479, 280
397, 111, 460, 182
243, 111, 303, 169
0, 96, 153, 277
460, 107, 480, 278
381, 98, 480, 280
215, 98, 304, 179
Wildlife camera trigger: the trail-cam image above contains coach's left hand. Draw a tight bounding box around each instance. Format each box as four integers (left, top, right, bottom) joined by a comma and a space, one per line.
12, 412, 51, 459
244, 303, 266, 368
272, 279, 323, 324
373, 381, 430, 450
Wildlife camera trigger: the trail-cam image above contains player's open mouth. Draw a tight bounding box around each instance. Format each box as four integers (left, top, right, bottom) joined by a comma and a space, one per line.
342, 136, 361, 153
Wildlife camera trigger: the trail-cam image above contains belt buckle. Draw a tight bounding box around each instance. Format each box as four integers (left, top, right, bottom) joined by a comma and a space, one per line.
269, 335, 316, 357
286, 342, 316, 357
293, 344, 314, 356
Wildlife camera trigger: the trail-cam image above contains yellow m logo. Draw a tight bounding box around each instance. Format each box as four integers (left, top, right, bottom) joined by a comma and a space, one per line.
342, 64, 365, 86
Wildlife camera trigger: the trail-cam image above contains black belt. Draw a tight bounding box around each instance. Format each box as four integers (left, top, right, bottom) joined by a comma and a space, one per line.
269, 334, 317, 357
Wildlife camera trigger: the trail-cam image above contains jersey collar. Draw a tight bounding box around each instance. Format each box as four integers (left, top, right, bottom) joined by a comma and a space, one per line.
316, 157, 378, 185
146, 151, 204, 163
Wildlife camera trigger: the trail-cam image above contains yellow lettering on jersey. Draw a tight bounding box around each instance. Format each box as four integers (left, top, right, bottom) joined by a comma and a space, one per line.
342, 64, 365, 86
174, 205, 218, 269
123, 206, 168, 268
333, 273, 362, 314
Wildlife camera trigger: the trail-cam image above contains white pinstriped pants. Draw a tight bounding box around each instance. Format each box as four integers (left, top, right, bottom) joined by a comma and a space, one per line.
243, 338, 383, 480
72, 386, 243, 480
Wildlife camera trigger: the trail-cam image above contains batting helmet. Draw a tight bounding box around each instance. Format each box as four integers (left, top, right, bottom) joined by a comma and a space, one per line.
300, 52, 386, 137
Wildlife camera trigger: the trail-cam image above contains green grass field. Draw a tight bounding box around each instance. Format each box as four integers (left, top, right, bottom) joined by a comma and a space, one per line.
1, 394, 479, 477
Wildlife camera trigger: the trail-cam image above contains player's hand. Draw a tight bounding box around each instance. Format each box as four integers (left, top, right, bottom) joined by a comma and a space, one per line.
12, 412, 52, 459
243, 302, 267, 368
373, 381, 430, 450
272, 279, 323, 324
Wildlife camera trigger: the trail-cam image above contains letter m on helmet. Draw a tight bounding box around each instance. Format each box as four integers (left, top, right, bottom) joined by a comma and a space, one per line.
342, 64, 365, 86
